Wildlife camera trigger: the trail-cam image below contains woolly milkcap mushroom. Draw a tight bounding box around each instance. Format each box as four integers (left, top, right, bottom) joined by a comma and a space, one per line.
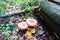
18, 22, 28, 30
26, 18, 37, 27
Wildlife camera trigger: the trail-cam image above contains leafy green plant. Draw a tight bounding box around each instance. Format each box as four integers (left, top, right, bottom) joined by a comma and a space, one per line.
0, 21, 14, 35
22, 6, 33, 12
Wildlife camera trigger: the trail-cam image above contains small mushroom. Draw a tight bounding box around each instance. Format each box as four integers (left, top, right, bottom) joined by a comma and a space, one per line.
31, 29, 36, 33
18, 22, 28, 30
26, 18, 38, 27
26, 31, 32, 36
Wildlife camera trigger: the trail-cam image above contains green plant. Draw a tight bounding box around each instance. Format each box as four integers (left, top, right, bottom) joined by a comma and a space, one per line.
0, 0, 39, 16
22, 6, 33, 12
0, 21, 14, 35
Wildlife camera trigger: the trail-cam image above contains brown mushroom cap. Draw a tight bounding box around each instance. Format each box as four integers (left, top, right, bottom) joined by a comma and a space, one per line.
26, 18, 37, 27
18, 22, 28, 30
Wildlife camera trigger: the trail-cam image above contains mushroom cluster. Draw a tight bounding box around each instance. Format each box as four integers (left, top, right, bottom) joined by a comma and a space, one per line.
18, 18, 38, 30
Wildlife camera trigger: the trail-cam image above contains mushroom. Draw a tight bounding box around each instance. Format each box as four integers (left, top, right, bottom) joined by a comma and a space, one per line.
26, 18, 38, 27
26, 31, 32, 36
18, 22, 28, 30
